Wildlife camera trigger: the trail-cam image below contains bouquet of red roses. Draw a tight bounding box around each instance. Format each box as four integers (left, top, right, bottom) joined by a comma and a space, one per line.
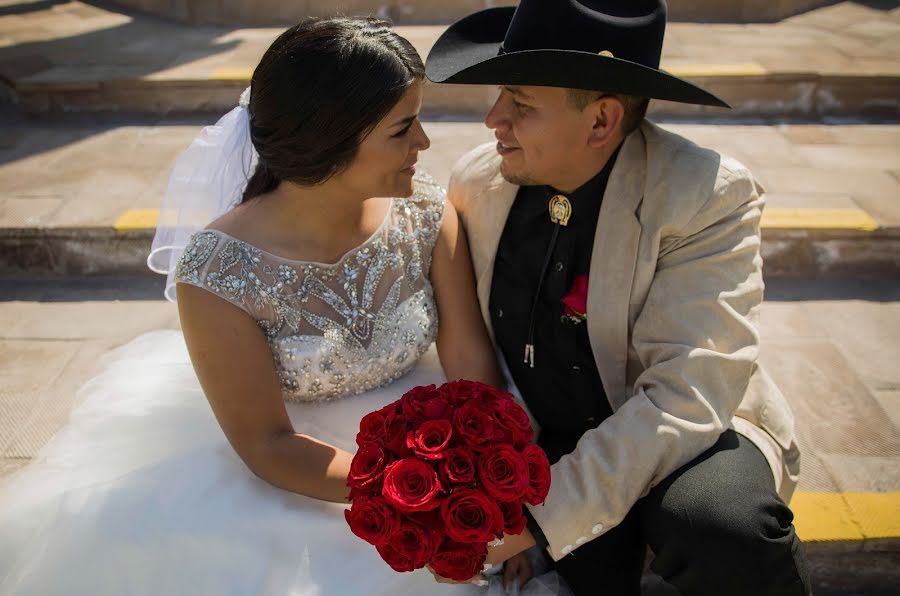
344, 380, 551, 582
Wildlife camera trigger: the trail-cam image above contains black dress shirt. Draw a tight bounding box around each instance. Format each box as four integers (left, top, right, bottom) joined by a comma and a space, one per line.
490, 151, 620, 550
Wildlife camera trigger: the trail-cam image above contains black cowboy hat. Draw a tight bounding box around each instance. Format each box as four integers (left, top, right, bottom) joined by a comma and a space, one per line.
425, 0, 729, 108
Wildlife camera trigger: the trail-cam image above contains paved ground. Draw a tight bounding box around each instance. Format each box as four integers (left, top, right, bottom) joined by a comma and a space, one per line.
1, 116, 897, 276
0, 0, 898, 592
0, 1, 897, 117
2, 117, 897, 228
1, 275, 898, 592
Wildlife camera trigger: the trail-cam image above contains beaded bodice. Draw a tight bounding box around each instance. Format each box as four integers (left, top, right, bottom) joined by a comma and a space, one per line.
174, 175, 445, 402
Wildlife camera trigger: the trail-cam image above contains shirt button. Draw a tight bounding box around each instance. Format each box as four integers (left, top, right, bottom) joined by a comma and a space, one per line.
591, 524, 603, 535
555, 262, 565, 272
560, 544, 574, 555
575, 536, 589, 546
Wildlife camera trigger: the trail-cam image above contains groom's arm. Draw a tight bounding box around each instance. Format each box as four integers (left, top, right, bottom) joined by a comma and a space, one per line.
526, 163, 766, 562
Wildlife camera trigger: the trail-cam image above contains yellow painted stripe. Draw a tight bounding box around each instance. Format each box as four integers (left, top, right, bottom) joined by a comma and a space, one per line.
214, 64, 767, 81
665, 62, 768, 77
121, 207, 881, 233
791, 491, 900, 543
214, 64, 765, 81
209, 67, 253, 81
842, 492, 900, 540
114, 208, 159, 231
762, 207, 880, 231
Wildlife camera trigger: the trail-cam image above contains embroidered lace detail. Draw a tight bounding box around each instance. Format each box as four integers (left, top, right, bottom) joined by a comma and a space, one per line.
174, 173, 445, 401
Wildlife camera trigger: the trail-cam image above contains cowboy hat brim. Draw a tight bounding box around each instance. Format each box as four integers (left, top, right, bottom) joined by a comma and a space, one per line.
425, 7, 730, 108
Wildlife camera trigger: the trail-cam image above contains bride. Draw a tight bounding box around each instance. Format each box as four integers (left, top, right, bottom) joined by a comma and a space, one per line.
0, 17, 568, 596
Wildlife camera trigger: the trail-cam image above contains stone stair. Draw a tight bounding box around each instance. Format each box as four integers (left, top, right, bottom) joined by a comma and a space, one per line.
1, 3, 899, 591
1, 2, 897, 119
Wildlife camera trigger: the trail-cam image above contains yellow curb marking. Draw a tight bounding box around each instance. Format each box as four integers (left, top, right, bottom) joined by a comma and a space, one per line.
791, 491, 900, 543
842, 492, 900, 541
664, 62, 768, 77
117, 207, 882, 233
212, 64, 767, 82
114, 208, 159, 231
209, 67, 254, 81
762, 208, 880, 231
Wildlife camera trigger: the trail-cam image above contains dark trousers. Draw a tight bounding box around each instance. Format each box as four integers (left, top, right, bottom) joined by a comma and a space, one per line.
548, 431, 811, 596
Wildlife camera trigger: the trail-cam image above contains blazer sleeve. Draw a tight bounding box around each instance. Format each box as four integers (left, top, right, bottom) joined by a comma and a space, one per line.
526, 165, 766, 561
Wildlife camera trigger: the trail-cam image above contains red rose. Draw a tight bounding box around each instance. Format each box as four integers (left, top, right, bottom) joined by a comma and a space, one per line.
406, 419, 453, 460
401, 385, 452, 422
478, 444, 530, 503
440, 488, 504, 544
438, 447, 477, 487
430, 540, 488, 582
383, 411, 412, 457
522, 444, 552, 506
347, 443, 391, 493
376, 542, 415, 573
492, 399, 534, 449
453, 400, 495, 447
498, 499, 527, 536
438, 380, 481, 404
356, 410, 387, 447
344, 496, 400, 546
382, 458, 443, 513
561, 274, 589, 319
406, 508, 446, 543
388, 519, 438, 570
440, 380, 508, 406
377, 400, 401, 416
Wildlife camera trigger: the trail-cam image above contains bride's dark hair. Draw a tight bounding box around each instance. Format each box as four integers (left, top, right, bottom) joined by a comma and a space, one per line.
242, 18, 425, 202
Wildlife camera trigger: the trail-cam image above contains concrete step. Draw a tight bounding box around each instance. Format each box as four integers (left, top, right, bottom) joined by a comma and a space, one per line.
102, 0, 839, 26
1, 1, 898, 119
1, 118, 899, 277
1, 276, 898, 593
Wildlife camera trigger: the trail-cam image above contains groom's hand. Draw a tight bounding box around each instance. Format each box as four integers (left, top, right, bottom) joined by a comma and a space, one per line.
502, 551, 534, 592
426, 528, 536, 586
426, 565, 487, 587
486, 528, 536, 567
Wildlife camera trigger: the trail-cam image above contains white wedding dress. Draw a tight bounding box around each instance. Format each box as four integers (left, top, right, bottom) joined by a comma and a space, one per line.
0, 177, 567, 596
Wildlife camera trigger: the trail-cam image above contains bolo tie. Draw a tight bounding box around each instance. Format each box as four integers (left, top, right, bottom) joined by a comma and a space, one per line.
523, 193, 572, 368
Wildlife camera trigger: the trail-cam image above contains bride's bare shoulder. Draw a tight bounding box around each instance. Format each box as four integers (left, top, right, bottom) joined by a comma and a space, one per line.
204, 198, 267, 242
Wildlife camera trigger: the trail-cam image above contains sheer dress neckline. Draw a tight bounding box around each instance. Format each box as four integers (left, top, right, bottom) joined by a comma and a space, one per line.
173, 173, 447, 402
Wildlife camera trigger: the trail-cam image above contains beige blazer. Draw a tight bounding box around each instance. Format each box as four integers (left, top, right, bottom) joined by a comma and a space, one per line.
448, 120, 800, 562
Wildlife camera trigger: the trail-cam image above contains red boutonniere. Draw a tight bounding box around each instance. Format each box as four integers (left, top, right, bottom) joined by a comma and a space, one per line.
561, 274, 588, 324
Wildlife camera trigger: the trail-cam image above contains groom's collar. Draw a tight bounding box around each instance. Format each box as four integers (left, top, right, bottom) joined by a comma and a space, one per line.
552, 145, 622, 204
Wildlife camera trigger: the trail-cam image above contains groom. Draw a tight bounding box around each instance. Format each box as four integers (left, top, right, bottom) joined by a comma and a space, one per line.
426, 1, 810, 595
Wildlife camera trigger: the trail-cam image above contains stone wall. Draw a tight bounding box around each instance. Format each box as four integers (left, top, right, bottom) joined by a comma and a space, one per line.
103, 0, 838, 25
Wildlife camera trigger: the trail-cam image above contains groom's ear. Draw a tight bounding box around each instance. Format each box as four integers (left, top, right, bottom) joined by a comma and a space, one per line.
587, 96, 625, 149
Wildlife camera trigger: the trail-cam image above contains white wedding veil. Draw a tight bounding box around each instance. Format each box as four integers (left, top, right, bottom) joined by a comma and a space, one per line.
147, 88, 256, 302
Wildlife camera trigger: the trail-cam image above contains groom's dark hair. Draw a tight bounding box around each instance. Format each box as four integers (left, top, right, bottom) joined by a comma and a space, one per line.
242, 18, 424, 201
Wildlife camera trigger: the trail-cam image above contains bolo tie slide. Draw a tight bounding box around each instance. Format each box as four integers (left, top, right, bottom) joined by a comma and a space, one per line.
524, 194, 572, 368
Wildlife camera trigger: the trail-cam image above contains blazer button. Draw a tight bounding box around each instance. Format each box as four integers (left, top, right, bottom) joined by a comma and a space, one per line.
560, 544, 574, 555
575, 536, 588, 546
497, 309, 504, 318
555, 261, 564, 272
591, 524, 603, 535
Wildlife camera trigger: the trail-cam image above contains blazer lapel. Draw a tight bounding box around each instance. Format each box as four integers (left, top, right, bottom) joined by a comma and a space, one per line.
473, 171, 518, 341
587, 128, 646, 410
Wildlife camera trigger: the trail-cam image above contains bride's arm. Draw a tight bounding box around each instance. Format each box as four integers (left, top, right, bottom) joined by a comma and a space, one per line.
431, 200, 504, 387
177, 284, 353, 504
